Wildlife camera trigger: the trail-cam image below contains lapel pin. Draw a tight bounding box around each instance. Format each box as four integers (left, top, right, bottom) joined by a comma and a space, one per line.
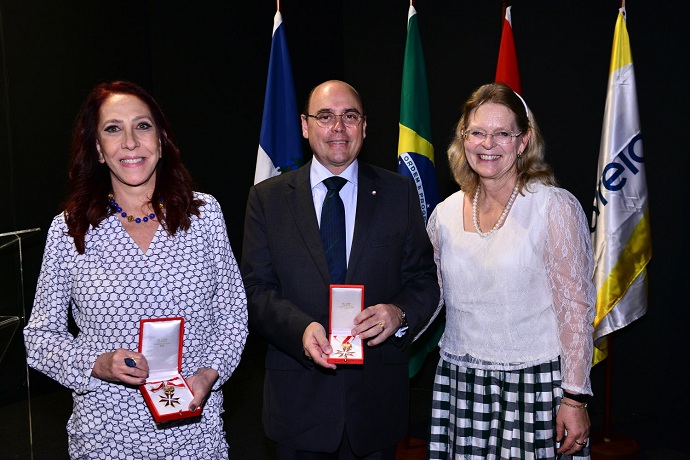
371, 190, 377, 195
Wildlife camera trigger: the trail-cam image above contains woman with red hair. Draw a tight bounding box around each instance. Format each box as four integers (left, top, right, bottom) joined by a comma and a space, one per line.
24, 81, 247, 459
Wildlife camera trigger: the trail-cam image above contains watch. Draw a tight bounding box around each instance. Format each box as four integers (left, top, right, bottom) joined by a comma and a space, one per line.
394, 307, 410, 338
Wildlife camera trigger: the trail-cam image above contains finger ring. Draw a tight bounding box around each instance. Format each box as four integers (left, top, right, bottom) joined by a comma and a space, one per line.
124, 357, 137, 368
377, 321, 385, 330
575, 440, 587, 446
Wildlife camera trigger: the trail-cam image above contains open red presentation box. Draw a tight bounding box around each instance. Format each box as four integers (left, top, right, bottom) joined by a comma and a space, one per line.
327, 285, 364, 365
138, 317, 200, 423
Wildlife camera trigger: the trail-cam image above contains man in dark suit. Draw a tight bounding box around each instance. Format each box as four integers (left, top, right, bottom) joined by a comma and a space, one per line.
241, 80, 439, 459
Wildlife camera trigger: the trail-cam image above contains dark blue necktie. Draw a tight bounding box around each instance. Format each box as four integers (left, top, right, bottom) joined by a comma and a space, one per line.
320, 176, 347, 284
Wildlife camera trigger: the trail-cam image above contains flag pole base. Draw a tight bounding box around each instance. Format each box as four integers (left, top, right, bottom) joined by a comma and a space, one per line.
395, 436, 426, 460
590, 432, 640, 459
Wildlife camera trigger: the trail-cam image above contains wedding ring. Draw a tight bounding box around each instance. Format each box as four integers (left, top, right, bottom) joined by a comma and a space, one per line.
124, 357, 137, 368
574, 440, 587, 446
377, 321, 385, 330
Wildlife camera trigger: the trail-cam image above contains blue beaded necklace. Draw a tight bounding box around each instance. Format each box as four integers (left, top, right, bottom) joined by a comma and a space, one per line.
108, 193, 161, 224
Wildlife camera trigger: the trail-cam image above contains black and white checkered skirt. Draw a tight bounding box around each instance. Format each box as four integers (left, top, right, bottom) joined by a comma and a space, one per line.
428, 358, 590, 460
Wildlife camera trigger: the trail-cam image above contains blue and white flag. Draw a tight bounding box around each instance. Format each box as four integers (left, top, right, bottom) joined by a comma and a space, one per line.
254, 11, 303, 184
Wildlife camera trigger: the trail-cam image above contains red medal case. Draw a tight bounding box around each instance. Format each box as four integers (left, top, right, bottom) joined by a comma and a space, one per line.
327, 285, 364, 365
138, 317, 200, 422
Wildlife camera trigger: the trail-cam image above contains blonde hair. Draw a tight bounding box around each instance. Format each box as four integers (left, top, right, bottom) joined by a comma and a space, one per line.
447, 82, 556, 197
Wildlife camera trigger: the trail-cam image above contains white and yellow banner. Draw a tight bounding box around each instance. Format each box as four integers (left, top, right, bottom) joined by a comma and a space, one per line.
591, 7, 652, 365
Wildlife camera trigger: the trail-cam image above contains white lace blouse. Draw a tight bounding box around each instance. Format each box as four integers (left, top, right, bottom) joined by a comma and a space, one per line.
427, 183, 595, 395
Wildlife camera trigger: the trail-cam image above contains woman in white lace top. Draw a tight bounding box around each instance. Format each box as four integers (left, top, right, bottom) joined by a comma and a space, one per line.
426, 83, 595, 459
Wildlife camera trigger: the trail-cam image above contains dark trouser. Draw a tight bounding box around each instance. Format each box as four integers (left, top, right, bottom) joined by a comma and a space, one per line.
275, 429, 396, 460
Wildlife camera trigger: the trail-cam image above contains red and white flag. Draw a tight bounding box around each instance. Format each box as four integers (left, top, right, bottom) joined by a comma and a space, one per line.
495, 5, 521, 94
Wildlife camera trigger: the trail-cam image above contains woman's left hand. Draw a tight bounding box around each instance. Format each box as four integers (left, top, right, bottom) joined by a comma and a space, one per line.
555, 399, 591, 455
185, 367, 219, 412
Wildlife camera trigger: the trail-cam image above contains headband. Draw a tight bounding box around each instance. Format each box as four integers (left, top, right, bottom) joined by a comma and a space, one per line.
514, 91, 529, 117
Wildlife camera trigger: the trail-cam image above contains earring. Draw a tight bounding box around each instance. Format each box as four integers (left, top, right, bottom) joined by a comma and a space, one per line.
517, 151, 523, 158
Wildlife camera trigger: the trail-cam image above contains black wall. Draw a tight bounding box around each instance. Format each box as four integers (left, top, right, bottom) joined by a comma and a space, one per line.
1, 0, 688, 443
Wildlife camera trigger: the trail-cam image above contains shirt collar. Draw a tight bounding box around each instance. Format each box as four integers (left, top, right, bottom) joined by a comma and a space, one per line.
310, 158, 358, 190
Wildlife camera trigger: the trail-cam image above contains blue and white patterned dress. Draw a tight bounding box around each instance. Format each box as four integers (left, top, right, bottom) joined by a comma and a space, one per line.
24, 193, 248, 460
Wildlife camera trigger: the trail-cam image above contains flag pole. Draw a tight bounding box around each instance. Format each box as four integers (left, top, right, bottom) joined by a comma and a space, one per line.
591, 333, 641, 457
589, 4, 648, 457
397, 2, 441, 454
604, 336, 613, 438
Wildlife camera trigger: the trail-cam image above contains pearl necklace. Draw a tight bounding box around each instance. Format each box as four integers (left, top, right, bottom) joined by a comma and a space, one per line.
472, 183, 519, 238
108, 193, 161, 224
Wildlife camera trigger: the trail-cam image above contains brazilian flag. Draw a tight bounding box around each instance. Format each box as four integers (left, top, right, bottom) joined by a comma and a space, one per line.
398, 5, 443, 378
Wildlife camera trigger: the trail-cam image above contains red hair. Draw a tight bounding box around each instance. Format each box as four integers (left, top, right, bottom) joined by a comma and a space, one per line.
63, 81, 203, 254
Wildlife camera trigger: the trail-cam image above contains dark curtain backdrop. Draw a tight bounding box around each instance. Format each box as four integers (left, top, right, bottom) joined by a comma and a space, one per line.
1, 0, 688, 446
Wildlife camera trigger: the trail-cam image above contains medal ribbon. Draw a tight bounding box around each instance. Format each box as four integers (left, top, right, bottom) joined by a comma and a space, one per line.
149, 377, 185, 392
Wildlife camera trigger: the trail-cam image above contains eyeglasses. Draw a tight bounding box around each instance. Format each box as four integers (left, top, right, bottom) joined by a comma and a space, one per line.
306, 111, 365, 128
462, 129, 522, 145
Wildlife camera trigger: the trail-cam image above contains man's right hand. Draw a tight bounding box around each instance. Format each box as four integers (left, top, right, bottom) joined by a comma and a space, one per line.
302, 322, 336, 369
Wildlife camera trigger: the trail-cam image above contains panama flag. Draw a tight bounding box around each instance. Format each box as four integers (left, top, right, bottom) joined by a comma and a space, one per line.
398, 4, 439, 225
591, 7, 651, 365
254, 10, 303, 185
495, 5, 521, 94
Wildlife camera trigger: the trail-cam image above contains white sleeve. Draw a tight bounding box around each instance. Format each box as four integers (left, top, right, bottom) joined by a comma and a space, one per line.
545, 189, 596, 395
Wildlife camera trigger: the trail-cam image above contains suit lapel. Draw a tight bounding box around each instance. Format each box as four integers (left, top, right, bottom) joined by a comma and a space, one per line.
346, 164, 379, 283
286, 163, 332, 285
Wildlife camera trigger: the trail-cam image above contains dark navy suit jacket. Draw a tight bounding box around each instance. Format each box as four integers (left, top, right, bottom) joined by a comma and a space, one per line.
241, 161, 439, 455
